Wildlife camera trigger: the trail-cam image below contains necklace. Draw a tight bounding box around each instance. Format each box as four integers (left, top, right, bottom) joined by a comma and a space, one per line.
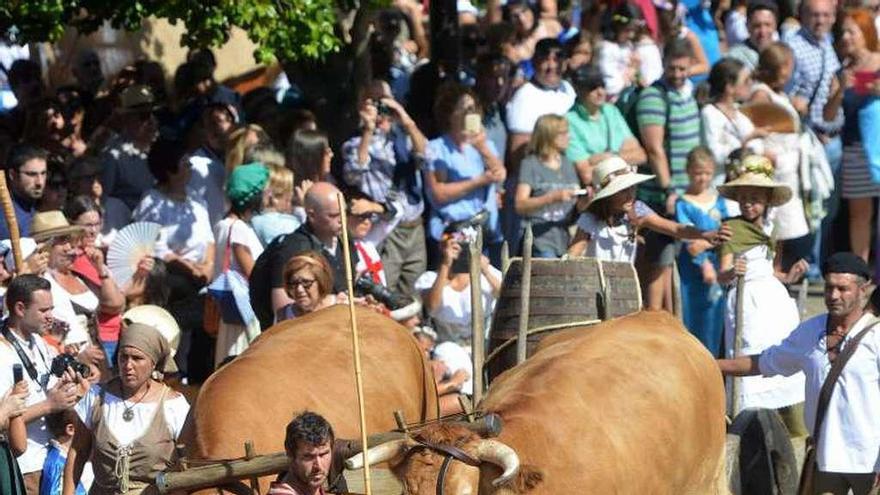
121, 382, 150, 422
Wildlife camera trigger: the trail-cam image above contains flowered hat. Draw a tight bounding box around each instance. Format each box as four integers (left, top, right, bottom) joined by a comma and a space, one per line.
718, 155, 792, 207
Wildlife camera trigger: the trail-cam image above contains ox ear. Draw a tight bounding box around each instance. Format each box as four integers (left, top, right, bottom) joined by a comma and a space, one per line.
345, 439, 412, 470
473, 439, 520, 487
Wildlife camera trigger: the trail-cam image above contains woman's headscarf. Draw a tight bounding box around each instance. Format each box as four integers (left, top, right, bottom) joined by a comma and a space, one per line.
226, 162, 269, 209
118, 322, 178, 374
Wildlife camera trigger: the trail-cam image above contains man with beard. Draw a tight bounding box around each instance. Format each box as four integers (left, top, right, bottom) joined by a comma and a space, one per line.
0, 144, 48, 239
718, 252, 880, 495
269, 411, 342, 495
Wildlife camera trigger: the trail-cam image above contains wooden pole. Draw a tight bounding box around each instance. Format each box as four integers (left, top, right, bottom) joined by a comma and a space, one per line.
469, 229, 485, 404
732, 274, 745, 417
516, 223, 533, 365
500, 241, 510, 276
0, 172, 23, 271
337, 193, 372, 495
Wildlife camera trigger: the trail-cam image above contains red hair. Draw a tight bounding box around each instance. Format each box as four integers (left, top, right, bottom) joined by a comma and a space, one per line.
842, 8, 879, 52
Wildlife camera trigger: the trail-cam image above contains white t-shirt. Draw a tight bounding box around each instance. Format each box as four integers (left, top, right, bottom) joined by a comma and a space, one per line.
44, 272, 97, 346
596, 40, 634, 100
701, 104, 764, 168
636, 38, 663, 87
505, 81, 577, 134
213, 218, 264, 278
188, 153, 227, 227
354, 240, 386, 286
0, 331, 59, 473
75, 384, 190, 447
414, 266, 502, 343
576, 200, 654, 263
433, 341, 473, 396
132, 189, 215, 263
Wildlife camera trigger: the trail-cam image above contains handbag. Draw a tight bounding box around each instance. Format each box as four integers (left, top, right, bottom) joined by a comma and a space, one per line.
797, 318, 880, 495
205, 221, 254, 332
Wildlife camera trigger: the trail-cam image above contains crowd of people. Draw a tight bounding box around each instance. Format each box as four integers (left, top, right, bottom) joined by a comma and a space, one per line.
0, 0, 879, 492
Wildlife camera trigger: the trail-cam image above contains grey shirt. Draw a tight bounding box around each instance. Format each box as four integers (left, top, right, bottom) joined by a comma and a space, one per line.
518, 154, 579, 257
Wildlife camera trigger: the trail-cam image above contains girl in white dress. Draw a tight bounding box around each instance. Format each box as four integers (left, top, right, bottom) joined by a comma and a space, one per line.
717, 155, 808, 432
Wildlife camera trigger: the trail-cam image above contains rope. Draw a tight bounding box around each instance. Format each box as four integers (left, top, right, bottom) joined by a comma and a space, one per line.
483, 319, 602, 368
115, 445, 133, 493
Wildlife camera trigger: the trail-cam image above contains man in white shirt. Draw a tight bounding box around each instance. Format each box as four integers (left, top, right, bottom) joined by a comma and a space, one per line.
0, 275, 82, 494
718, 252, 880, 495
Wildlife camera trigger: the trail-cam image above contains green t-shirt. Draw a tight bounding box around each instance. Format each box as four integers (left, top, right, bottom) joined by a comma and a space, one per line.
565, 103, 634, 163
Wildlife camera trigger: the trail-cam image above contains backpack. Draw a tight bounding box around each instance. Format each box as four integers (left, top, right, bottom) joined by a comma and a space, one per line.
615, 81, 670, 138
249, 233, 290, 331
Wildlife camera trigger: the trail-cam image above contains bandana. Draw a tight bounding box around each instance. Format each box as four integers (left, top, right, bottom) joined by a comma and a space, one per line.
119, 322, 178, 374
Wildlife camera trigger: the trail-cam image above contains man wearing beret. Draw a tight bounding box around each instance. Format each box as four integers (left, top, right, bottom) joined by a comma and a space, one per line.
718, 252, 880, 494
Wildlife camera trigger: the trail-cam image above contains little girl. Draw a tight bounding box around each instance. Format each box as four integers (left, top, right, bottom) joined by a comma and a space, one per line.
717, 154, 807, 430
676, 147, 729, 357
567, 155, 727, 262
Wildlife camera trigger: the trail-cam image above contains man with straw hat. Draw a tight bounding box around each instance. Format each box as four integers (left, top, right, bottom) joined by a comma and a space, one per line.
715, 155, 808, 433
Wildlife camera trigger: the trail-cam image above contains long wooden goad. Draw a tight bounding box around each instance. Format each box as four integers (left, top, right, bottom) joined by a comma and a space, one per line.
0, 172, 23, 271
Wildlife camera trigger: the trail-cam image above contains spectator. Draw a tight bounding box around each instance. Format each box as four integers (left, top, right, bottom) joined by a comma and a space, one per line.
0, 144, 47, 239
64, 323, 189, 495
786, 0, 844, 272
123, 257, 169, 309
675, 147, 729, 357
412, 326, 472, 416
286, 129, 333, 190
278, 252, 336, 321
0, 275, 82, 495
0, 60, 45, 155
212, 163, 268, 367
595, 2, 642, 101
71, 50, 104, 101
346, 192, 397, 285
750, 43, 812, 268
37, 165, 67, 213
566, 64, 646, 185
823, 8, 880, 263
564, 31, 595, 76
22, 98, 79, 164
251, 182, 355, 327
65, 156, 130, 243
655, 0, 710, 79
727, 0, 780, 70
415, 233, 502, 344
681, 0, 722, 82
635, 39, 702, 311
701, 57, 767, 174
514, 114, 580, 258
634, 20, 664, 87
342, 79, 427, 297
503, 0, 563, 64
251, 162, 302, 246
40, 409, 85, 495
505, 39, 576, 165
98, 85, 158, 211
425, 83, 506, 264
724, 0, 749, 47
718, 252, 880, 495
225, 124, 270, 175
716, 155, 807, 429
0, 377, 28, 495
187, 102, 238, 226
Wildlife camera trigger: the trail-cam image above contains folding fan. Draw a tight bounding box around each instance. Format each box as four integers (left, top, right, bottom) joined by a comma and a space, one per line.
107, 222, 161, 286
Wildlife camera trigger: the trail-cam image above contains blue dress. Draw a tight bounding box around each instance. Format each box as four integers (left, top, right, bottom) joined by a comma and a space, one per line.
676, 193, 728, 357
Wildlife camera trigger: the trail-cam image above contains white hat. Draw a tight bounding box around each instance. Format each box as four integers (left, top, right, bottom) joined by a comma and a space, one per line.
587, 156, 654, 208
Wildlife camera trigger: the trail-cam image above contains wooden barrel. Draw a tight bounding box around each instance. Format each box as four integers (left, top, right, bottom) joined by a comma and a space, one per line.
485, 257, 641, 383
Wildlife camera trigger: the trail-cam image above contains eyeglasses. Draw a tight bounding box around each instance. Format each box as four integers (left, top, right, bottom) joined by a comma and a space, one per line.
287, 278, 316, 290
350, 212, 380, 223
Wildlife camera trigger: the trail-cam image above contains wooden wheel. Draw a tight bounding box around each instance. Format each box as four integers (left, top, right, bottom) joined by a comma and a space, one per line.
727, 408, 799, 495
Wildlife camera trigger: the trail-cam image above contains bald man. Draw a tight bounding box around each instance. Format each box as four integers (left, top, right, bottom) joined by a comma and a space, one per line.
249, 182, 356, 327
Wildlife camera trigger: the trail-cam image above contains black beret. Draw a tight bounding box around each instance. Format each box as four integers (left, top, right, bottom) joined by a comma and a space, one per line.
821, 252, 872, 280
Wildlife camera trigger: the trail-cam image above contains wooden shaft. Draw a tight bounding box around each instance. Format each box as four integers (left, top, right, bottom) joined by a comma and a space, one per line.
337, 193, 373, 495
469, 229, 485, 404
732, 274, 745, 416
0, 172, 23, 271
500, 241, 510, 276
516, 223, 533, 365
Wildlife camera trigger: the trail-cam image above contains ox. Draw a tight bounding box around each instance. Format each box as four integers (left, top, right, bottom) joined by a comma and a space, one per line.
349, 311, 729, 494
180, 305, 438, 492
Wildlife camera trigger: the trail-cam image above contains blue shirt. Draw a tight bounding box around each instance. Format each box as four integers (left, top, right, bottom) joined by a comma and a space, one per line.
0, 191, 35, 240
41, 443, 85, 495
424, 135, 501, 242
785, 28, 844, 134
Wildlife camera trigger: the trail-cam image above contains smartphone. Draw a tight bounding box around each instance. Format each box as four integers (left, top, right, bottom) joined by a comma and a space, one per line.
12, 363, 23, 383
464, 113, 482, 135
572, 189, 590, 196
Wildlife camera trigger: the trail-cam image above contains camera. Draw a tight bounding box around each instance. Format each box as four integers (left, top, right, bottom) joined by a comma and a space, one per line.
355, 276, 407, 310
376, 101, 394, 117
50, 353, 91, 378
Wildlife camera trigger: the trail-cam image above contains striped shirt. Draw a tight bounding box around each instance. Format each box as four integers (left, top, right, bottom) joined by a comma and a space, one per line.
635, 81, 701, 205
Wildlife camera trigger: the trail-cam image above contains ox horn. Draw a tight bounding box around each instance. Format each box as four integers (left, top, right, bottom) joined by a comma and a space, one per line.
345, 439, 412, 470
474, 439, 520, 487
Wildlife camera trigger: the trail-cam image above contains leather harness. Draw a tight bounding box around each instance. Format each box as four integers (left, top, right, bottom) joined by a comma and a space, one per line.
409, 439, 481, 495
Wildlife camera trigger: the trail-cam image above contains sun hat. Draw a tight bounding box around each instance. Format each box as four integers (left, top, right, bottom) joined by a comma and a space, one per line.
587, 156, 655, 208
30, 211, 84, 242
717, 155, 792, 207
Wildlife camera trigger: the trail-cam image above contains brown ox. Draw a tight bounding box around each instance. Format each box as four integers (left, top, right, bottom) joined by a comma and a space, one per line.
180, 305, 438, 492
349, 311, 729, 494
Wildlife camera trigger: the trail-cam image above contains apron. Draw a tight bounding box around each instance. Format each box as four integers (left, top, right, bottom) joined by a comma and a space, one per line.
88, 382, 176, 495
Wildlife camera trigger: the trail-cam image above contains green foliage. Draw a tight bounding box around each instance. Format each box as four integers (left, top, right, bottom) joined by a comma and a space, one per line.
0, 0, 350, 62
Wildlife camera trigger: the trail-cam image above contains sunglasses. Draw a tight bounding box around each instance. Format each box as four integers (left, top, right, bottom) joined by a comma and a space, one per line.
350, 212, 380, 223
287, 278, 316, 290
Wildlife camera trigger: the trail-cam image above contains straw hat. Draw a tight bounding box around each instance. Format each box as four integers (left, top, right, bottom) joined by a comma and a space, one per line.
588, 156, 654, 208
30, 211, 84, 242
717, 155, 792, 207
